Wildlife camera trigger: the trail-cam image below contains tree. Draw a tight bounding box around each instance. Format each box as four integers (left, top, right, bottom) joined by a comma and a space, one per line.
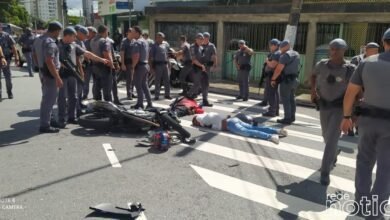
68, 16, 81, 26
0, 0, 30, 28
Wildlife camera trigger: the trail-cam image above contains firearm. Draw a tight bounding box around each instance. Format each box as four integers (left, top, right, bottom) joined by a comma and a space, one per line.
61, 58, 84, 84
258, 62, 267, 95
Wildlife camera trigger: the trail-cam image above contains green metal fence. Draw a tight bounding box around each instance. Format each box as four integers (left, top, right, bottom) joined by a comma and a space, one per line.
223, 51, 307, 84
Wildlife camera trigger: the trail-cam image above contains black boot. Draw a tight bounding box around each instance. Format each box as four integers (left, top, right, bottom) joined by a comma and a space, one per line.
320, 172, 330, 186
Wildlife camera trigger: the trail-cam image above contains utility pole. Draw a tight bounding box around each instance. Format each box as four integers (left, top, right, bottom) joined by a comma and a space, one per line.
284, 0, 303, 49
128, 0, 133, 27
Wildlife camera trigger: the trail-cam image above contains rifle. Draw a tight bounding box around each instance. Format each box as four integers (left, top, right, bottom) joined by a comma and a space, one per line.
61, 58, 84, 84
258, 62, 267, 95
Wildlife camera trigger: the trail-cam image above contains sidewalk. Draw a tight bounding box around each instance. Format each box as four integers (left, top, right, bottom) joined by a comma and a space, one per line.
208, 80, 315, 108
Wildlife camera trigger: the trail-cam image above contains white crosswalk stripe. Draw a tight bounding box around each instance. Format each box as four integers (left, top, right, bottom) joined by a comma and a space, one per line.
117, 89, 363, 219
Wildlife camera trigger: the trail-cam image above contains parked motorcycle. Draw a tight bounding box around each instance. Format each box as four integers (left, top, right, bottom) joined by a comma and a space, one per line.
78, 100, 195, 144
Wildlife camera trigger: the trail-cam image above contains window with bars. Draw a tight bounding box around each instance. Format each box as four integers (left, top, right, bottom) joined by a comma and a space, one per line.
224, 22, 308, 54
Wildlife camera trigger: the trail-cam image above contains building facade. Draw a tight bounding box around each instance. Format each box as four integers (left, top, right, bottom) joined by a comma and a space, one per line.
23, 0, 59, 22
146, 0, 390, 86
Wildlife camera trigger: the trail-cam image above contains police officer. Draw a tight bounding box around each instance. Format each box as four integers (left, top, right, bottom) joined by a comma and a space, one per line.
131, 26, 153, 109
187, 33, 206, 99
341, 29, 390, 219
57, 27, 109, 127
150, 32, 171, 100
310, 38, 356, 185
177, 35, 192, 96
0, 25, 19, 100
18, 28, 36, 77
200, 32, 216, 107
39, 21, 63, 133
0, 46, 7, 101
82, 26, 97, 99
90, 25, 115, 101
271, 40, 300, 124
120, 28, 135, 100
262, 39, 281, 117
74, 25, 89, 114
351, 42, 380, 66
235, 40, 254, 101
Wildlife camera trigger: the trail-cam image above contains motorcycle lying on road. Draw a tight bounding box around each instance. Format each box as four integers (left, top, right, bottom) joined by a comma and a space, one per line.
78, 100, 195, 144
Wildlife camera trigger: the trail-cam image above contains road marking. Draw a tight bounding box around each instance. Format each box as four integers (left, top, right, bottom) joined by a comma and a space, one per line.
102, 143, 122, 168
191, 165, 350, 220
185, 142, 354, 193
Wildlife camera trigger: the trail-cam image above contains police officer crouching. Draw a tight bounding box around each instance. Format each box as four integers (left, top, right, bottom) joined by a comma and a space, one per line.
39, 21, 63, 133
311, 38, 356, 185
150, 32, 171, 100
56, 27, 109, 128
235, 40, 254, 101
271, 40, 300, 124
131, 26, 153, 109
341, 29, 390, 219
200, 32, 217, 107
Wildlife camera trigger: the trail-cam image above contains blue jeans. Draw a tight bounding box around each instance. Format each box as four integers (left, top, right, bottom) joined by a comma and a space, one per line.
226, 117, 279, 140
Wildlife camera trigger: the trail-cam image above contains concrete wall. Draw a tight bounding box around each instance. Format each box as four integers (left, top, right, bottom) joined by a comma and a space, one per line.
149, 12, 390, 84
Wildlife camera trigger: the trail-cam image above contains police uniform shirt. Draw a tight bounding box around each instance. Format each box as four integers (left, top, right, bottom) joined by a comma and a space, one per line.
43, 35, 60, 70
131, 38, 149, 63
19, 33, 35, 51
190, 43, 203, 63
279, 50, 300, 75
90, 36, 111, 58
120, 38, 133, 64
150, 42, 170, 63
58, 41, 86, 78
0, 32, 16, 58
181, 42, 192, 63
202, 42, 216, 64
313, 59, 356, 102
350, 54, 364, 66
350, 52, 390, 109
234, 49, 251, 65
265, 50, 281, 72
33, 35, 46, 68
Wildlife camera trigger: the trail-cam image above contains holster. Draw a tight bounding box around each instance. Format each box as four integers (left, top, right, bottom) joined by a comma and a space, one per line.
239, 64, 251, 71
354, 105, 390, 120
318, 97, 344, 109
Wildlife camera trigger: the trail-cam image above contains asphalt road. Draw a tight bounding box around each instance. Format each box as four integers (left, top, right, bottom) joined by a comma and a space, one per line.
0, 66, 368, 220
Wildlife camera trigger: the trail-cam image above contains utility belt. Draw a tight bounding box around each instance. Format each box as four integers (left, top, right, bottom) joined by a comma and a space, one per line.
317, 96, 344, 109
239, 63, 252, 71
137, 62, 148, 65
203, 61, 214, 67
282, 74, 298, 83
354, 105, 390, 120
153, 61, 168, 65
263, 71, 273, 78
39, 66, 57, 79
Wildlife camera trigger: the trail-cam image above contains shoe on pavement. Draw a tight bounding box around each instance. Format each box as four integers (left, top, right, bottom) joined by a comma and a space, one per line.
258, 101, 268, 106
8, 92, 13, 99
154, 97, 159, 101
276, 118, 292, 125
132, 94, 137, 98
164, 96, 172, 100
67, 118, 78, 125
50, 120, 66, 129
146, 104, 153, 110
262, 112, 276, 117
131, 105, 143, 109
236, 96, 243, 100
269, 135, 280, 144
39, 126, 60, 133
202, 101, 213, 107
278, 129, 288, 137
242, 98, 248, 101
320, 172, 330, 186
114, 100, 124, 106
127, 96, 133, 100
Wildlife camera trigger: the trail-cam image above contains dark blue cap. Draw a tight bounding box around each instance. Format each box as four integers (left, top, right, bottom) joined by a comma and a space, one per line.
203, 32, 211, 38
366, 42, 380, 49
156, 32, 165, 38
48, 21, 63, 31
269, 38, 280, 46
329, 38, 348, 49
63, 27, 77, 36
77, 26, 89, 36
383, 28, 390, 40
196, 33, 204, 39
74, 24, 82, 31
280, 40, 290, 48
238, 40, 245, 45
87, 26, 97, 33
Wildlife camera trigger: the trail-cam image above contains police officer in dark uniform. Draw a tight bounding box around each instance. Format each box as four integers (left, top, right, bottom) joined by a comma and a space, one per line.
262, 39, 281, 117
57, 27, 109, 127
311, 38, 356, 185
120, 28, 135, 100
177, 35, 192, 96
39, 21, 63, 133
351, 42, 380, 66
18, 28, 36, 77
200, 32, 216, 107
150, 32, 171, 100
82, 26, 97, 99
90, 25, 115, 102
187, 33, 206, 99
341, 29, 390, 219
0, 25, 19, 100
131, 26, 153, 109
271, 40, 300, 124
234, 40, 254, 101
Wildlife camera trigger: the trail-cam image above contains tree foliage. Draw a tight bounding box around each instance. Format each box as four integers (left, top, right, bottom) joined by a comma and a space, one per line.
68, 16, 81, 26
0, 0, 30, 28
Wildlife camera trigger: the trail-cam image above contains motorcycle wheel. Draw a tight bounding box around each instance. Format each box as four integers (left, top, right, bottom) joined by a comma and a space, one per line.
160, 113, 191, 139
78, 113, 113, 130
